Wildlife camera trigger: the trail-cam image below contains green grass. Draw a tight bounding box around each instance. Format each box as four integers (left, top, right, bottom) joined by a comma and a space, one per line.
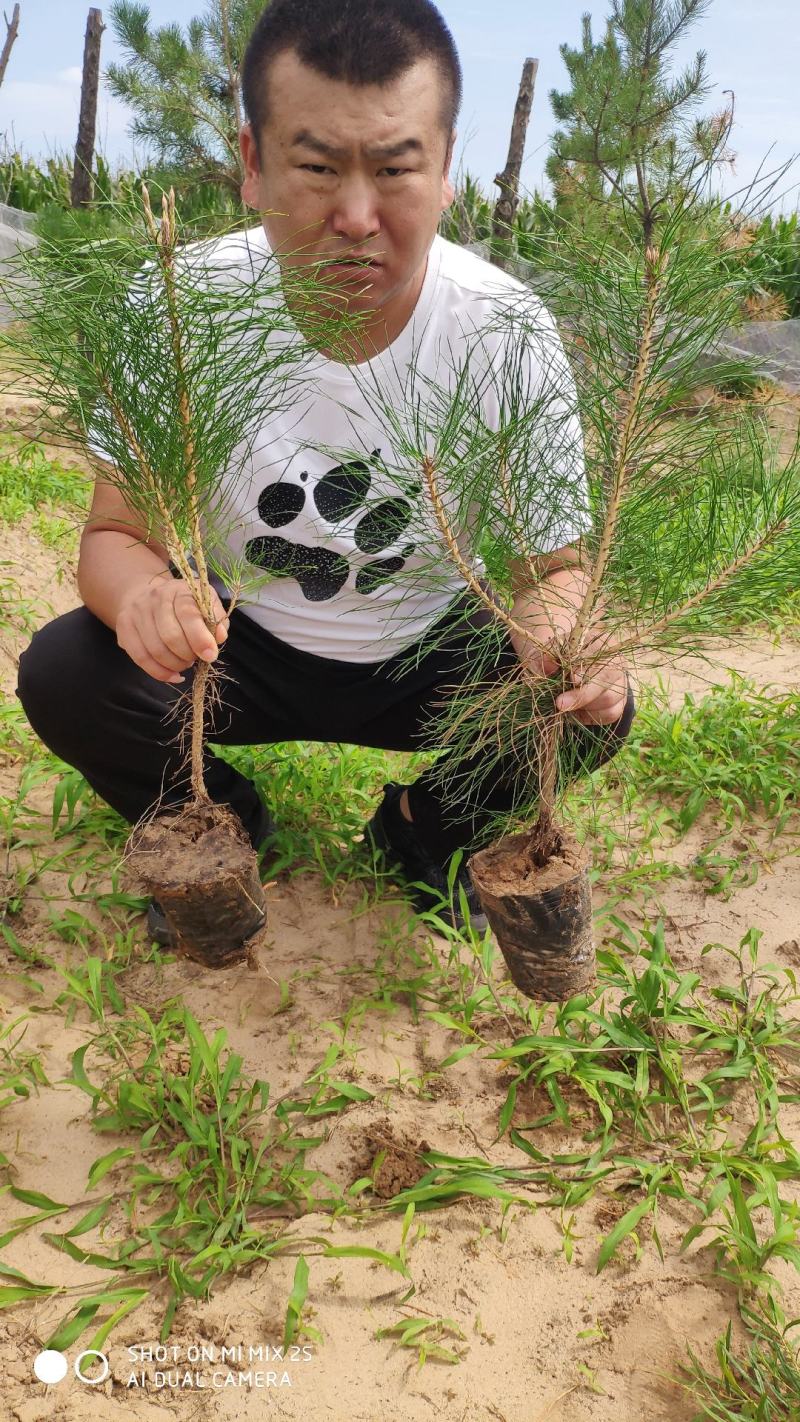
675, 1297, 800, 1420
621, 674, 800, 834
0, 1013, 50, 1116
215, 738, 434, 892
0, 438, 90, 526
0, 571, 47, 644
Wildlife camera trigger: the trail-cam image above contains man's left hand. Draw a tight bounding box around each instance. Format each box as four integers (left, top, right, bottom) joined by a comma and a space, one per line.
508, 562, 630, 728
554, 653, 630, 727
514, 632, 630, 727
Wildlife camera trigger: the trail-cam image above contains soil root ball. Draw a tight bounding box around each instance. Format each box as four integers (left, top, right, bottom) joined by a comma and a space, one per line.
127, 801, 266, 969
468, 828, 595, 1002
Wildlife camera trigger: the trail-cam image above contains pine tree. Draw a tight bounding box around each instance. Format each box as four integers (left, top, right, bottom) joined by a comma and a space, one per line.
546, 1, 735, 246
105, 0, 264, 199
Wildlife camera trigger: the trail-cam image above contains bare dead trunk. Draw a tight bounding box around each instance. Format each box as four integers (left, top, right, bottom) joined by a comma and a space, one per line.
0, 4, 20, 90
218, 0, 244, 184
71, 8, 104, 208
490, 57, 539, 271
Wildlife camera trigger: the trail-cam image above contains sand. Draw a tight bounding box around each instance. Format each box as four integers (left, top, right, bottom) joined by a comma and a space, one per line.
1, 431, 799, 1421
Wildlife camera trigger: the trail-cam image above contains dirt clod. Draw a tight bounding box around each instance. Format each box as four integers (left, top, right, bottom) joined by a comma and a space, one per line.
355, 1115, 432, 1199
470, 826, 589, 897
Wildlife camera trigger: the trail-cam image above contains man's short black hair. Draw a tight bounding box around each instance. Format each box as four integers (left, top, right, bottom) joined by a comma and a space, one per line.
241, 0, 462, 160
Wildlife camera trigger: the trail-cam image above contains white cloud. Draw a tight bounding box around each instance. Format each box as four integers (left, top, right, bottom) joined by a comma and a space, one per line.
0, 79, 141, 167
56, 67, 82, 85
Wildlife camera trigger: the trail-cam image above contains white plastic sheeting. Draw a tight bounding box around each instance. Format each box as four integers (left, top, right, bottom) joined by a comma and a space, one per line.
0, 202, 37, 326
466, 240, 800, 394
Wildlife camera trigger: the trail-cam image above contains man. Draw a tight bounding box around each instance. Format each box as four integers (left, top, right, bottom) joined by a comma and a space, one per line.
16, 0, 633, 942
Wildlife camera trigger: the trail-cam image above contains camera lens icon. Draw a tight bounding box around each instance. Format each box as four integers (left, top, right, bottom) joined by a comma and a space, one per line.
75, 1350, 110, 1384
33, 1348, 110, 1386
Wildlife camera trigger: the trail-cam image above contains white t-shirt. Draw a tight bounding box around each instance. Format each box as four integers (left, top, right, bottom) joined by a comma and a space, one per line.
204, 225, 591, 662
94, 224, 591, 664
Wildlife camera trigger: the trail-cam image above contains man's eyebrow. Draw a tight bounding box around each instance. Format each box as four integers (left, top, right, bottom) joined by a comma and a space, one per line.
364, 139, 423, 159
290, 131, 423, 160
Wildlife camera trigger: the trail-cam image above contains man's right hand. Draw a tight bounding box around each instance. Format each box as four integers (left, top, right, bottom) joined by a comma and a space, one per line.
116, 574, 230, 684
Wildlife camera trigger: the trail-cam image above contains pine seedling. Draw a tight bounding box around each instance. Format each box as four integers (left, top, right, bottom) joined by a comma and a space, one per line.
332, 172, 800, 1000
315, 0, 798, 1003
1, 188, 359, 964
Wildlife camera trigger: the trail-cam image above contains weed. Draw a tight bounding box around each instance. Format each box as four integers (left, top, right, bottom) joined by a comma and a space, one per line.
0, 1011, 50, 1113
675, 1297, 800, 1419
0, 439, 89, 526
625, 676, 800, 834
374, 1314, 468, 1368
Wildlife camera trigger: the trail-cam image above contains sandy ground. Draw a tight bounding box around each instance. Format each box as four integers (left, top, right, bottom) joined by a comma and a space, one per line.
1, 427, 799, 1421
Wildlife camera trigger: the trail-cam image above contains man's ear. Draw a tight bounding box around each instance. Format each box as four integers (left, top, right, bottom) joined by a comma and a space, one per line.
441, 127, 457, 210
240, 122, 262, 209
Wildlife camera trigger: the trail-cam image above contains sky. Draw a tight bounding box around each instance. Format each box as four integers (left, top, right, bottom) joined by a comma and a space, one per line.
0, 0, 797, 211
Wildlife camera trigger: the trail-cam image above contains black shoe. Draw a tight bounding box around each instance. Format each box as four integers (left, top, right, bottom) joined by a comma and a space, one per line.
364, 781, 489, 934
146, 800, 278, 947
146, 898, 173, 947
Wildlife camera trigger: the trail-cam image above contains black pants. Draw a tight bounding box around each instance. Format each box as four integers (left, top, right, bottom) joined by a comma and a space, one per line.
15, 592, 635, 862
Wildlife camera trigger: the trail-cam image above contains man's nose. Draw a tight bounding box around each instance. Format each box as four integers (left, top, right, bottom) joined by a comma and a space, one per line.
329, 178, 380, 243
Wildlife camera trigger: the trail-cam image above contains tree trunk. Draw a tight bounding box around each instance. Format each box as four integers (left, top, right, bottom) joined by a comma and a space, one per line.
491, 57, 539, 271
0, 4, 20, 90
71, 8, 104, 208
218, 0, 245, 184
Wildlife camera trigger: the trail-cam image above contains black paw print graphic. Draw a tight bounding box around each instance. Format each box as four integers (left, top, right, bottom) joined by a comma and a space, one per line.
245, 453, 419, 602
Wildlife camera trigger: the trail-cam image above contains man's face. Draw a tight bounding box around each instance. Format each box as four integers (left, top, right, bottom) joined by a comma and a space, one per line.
239, 49, 456, 321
